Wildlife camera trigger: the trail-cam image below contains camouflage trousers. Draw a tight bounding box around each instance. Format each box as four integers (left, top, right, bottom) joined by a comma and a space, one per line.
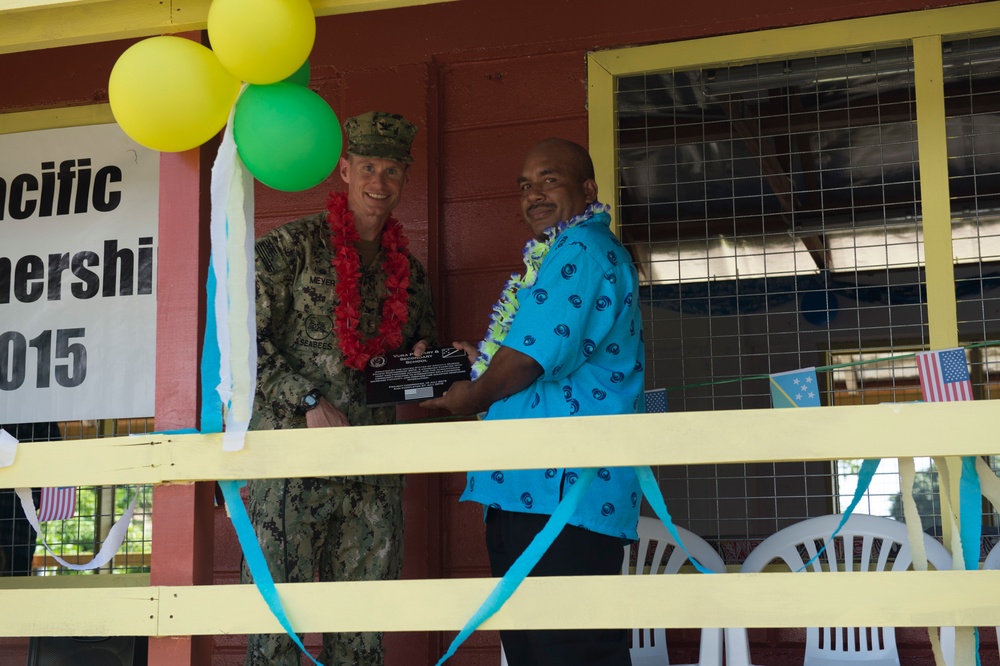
242, 476, 404, 666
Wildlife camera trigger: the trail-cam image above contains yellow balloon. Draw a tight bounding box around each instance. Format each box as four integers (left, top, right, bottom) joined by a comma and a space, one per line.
208, 0, 316, 85
109, 37, 241, 153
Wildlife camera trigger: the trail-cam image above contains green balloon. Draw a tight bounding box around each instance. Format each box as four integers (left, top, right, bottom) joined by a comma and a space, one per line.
233, 82, 342, 192
283, 59, 310, 87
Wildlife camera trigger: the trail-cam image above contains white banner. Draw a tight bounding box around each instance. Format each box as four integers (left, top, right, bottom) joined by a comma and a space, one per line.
0, 122, 158, 422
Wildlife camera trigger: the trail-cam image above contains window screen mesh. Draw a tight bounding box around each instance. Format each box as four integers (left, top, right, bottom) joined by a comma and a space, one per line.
947, 36, 1000, 399
616, 36, 1000, 559
0, 418, 153, 577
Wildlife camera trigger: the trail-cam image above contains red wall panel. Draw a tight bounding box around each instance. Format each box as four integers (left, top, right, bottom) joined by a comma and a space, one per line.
0, 0, 985, 664
439, 52, 588, 129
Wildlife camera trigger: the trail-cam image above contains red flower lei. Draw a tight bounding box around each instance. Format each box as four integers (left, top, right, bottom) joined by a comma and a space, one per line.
326, 191, 411, 370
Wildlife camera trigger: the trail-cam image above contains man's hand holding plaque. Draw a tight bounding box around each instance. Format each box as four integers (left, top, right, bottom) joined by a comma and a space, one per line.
365, 346, 472, 407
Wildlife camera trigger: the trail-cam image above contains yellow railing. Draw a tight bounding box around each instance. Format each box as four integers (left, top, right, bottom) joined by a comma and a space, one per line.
1, 400, 999, 641
30, 552, 152, 570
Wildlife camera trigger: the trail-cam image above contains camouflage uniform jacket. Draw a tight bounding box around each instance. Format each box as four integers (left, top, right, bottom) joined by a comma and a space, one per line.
251, 212, 436, 487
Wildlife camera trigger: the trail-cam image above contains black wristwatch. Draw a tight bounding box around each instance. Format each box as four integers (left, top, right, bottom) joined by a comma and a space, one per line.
299, 388, 323, 414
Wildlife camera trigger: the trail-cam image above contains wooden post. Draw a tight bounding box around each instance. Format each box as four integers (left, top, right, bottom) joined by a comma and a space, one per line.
149, 96, 216, 664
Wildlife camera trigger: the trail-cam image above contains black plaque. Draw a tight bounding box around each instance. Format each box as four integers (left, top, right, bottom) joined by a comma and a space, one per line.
364, 346, 472, 407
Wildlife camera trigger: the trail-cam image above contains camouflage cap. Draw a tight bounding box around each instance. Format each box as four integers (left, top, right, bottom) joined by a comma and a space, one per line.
344, 111, 417, 164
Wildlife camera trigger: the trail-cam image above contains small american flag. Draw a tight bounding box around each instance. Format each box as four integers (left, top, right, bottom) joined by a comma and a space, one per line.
916, 348, 973, 402
38, 486, 76, 522
644, 388, 668, 413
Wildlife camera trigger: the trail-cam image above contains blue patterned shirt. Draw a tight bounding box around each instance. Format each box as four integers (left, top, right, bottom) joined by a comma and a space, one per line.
461, 207, 645, 539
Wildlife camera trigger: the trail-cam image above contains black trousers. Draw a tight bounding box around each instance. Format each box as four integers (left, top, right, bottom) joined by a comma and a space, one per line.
485, 508, 631, 666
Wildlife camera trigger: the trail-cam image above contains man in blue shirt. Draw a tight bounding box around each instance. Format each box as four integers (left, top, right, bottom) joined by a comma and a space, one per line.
424, 138, 644, 666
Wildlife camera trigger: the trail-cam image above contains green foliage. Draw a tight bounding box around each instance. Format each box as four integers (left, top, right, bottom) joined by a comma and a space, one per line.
36, 484, 152, 575
838, 459, 865, 476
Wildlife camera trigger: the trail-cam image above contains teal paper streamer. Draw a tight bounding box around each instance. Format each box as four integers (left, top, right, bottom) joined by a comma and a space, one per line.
762, 368, 881, 571
839, 459, 881, 523
635, 465, 715, 574
434, 468, 598, 665
200, 256, 317, 664
219, 479, 323, 666
200, 256, 224, 434
959, 456, 982, 571
959, 455, 983, 666
795, 458, 881, 571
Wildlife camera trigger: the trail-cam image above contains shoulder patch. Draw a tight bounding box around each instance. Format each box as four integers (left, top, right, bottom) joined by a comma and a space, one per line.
255, 236, 288, 274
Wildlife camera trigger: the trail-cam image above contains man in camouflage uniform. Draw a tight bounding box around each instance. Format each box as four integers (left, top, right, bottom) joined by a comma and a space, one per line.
244, 111, 436, 666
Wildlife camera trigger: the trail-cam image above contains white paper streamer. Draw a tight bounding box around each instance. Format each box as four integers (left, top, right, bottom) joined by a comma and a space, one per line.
933, 456, 965, 569
0, 429, 18, 468
14, 487, 138, 571
898, 458, 948, 666
934, 455, 977, 666
0, 430, 129, 571
223, 146, 256, 452
209, 85, 256, 452
209, 111, 237, 418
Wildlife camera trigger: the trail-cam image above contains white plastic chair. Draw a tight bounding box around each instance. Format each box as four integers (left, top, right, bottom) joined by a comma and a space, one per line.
500, 516, 726, 666
725, 514, 954, 666
625, 516, 726, 666
982, 541, 1000, 662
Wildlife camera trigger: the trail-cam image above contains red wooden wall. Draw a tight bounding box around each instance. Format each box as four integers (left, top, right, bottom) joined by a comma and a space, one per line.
0, 0, 985, 664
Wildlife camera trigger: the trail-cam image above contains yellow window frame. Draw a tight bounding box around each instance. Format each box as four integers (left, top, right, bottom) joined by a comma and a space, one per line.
588, 0, 1000, 350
